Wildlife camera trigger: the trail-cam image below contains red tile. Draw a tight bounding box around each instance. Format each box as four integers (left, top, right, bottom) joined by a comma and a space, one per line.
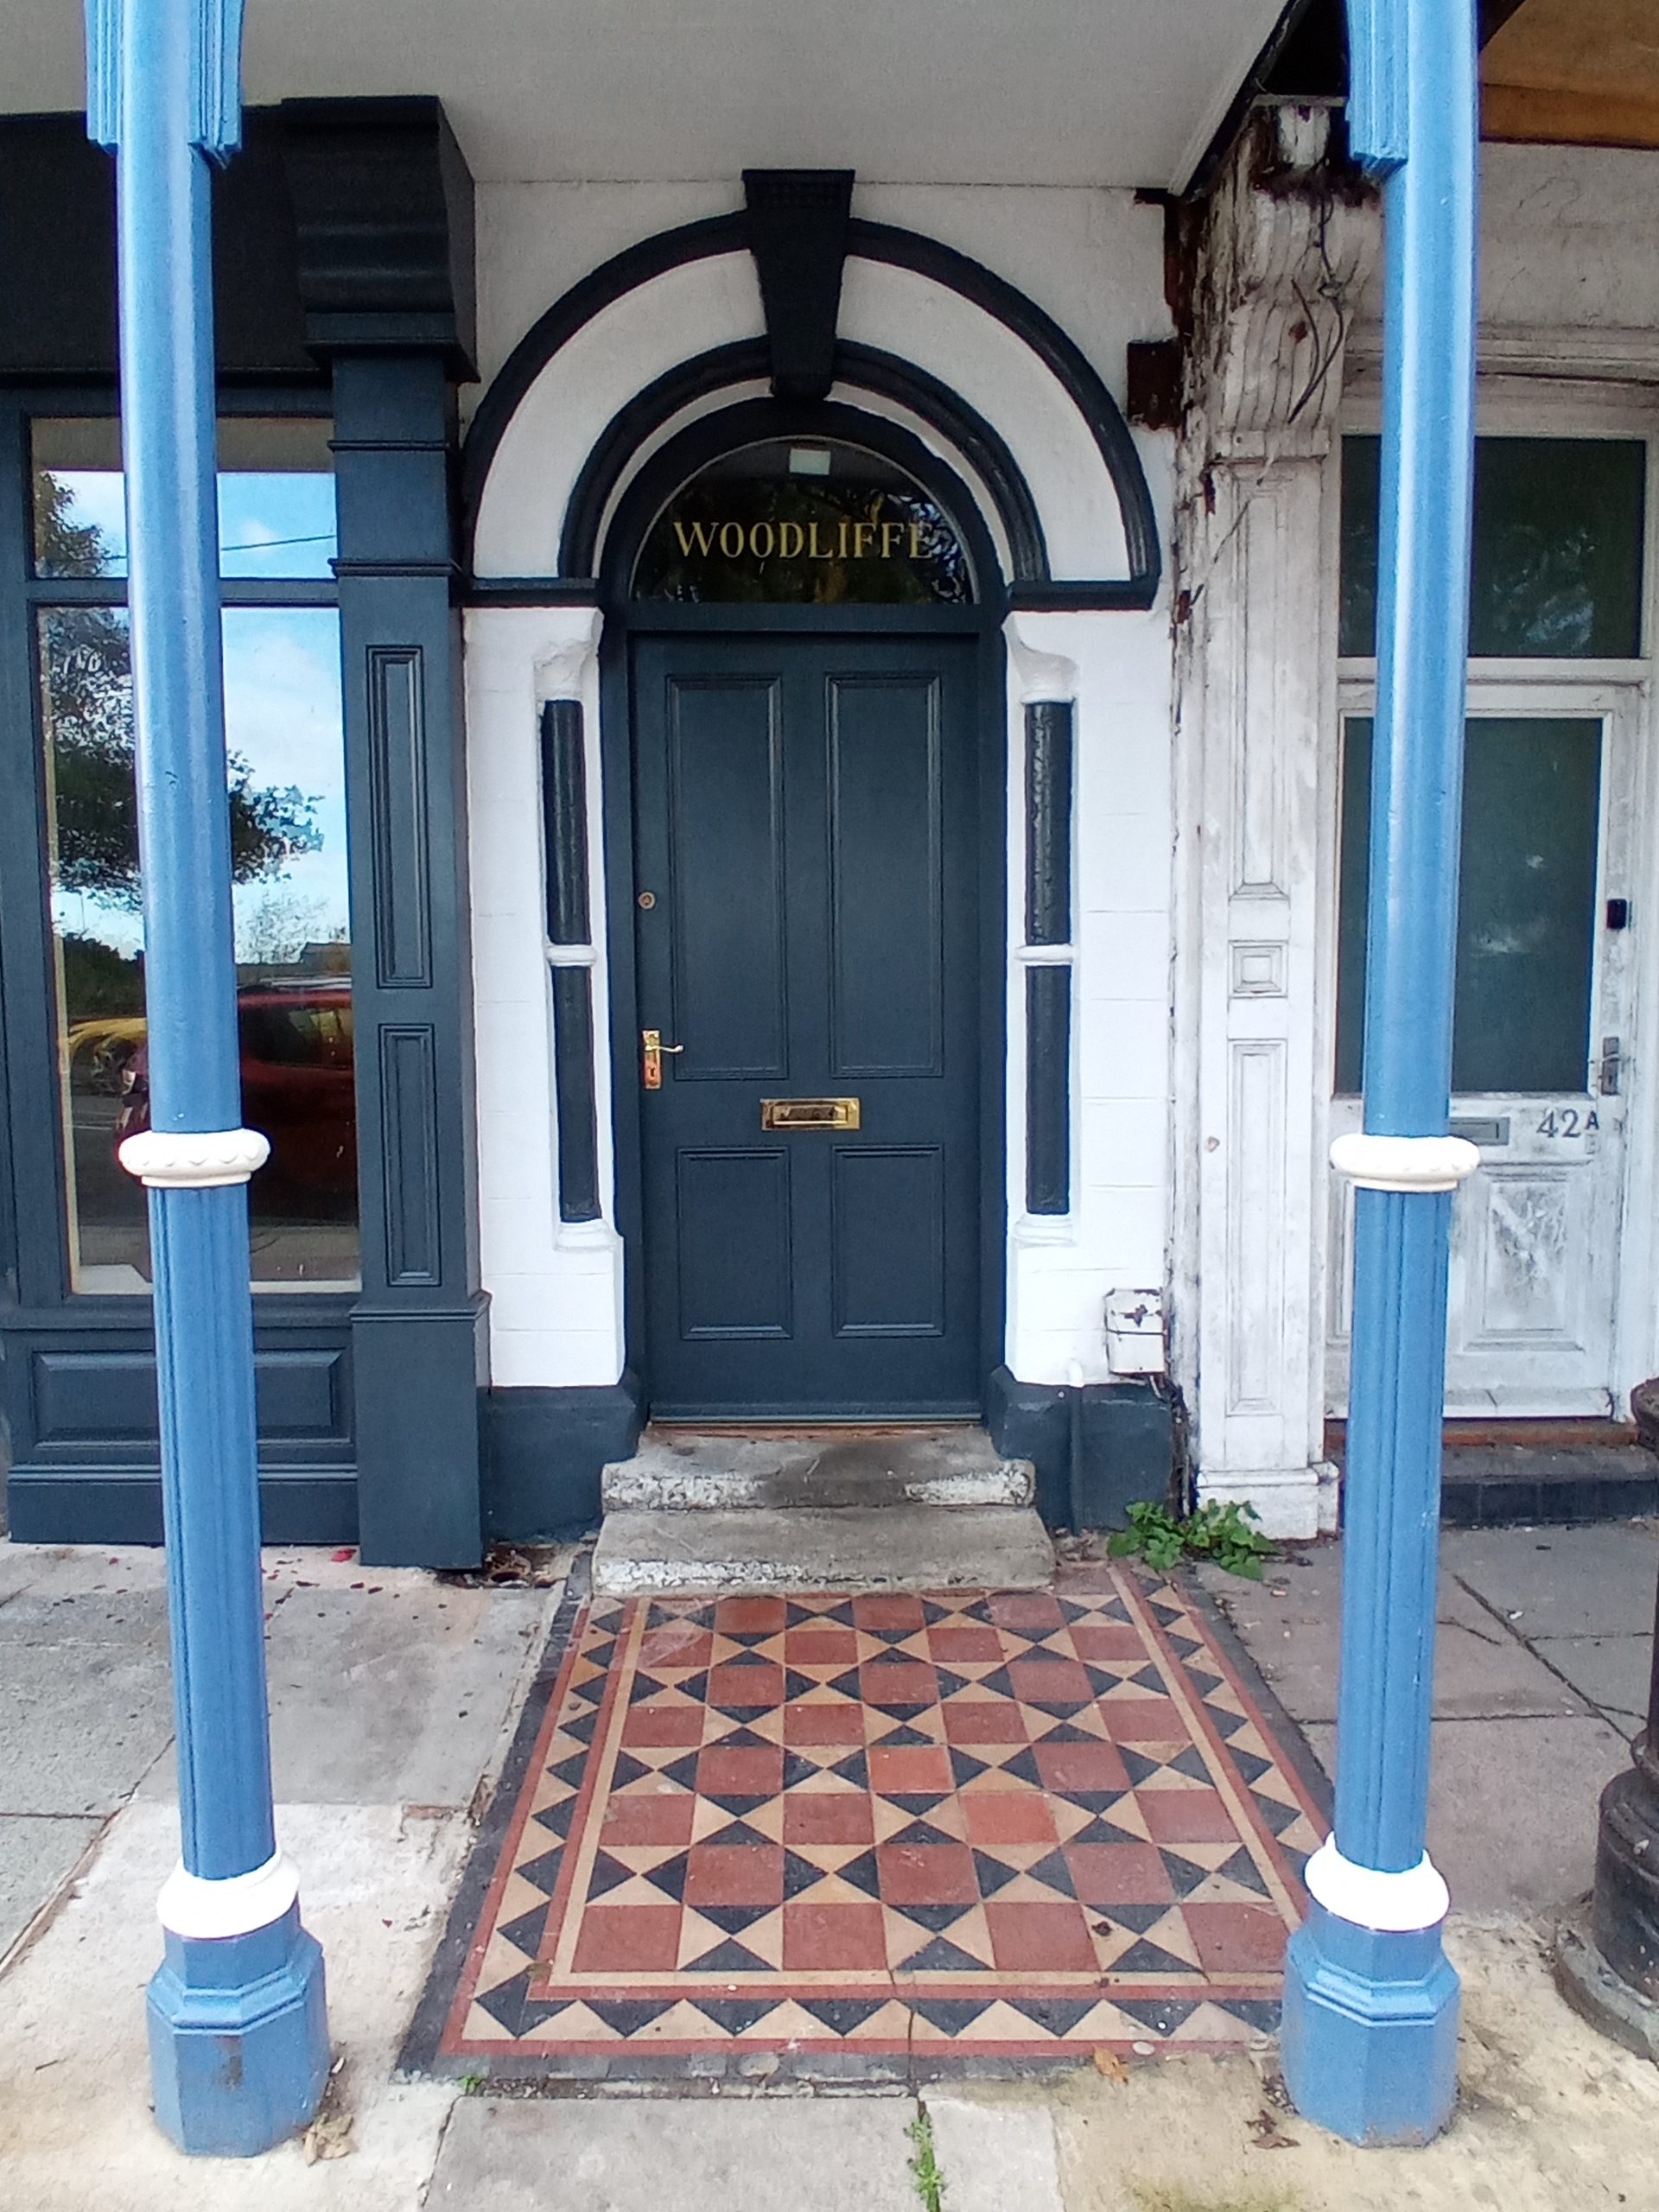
1068, 1624, 1147, 1663
598, 1794, 697, 1847
715, 1597, 788, 1637
962, 1794, 1058, 1846
705, 1663, 786, 1710
1138, 1789, 1240, 1845
868, 1744, 953, 1797
696, 1745, 784, 1797
783, 1902, 887, 1972
638, 1625, 714, 1673
572, 1904, 683, 1974
943, 1701, 1029, 1745
876, 1842, 979, 1905
983, 1900, 1097, 1972
1033, 1740, 1131, 1796
1099, 1698, 1187, 1742
621, 1706, 706, 1748
1184, 1903, 1289, 1973
853, 1594, 925, 1632
782, 1795, 875, 1847
989, 1592, 1066, 1633
786, 1628, 859, 1668
859, 1661, 938, 1707
1007, 1656, 1095, 1706
683, 1843, 784, 1908
1063, 1842, 1174, 1906
927, 1624, 1005, 1664
784, 1702, 867, 1746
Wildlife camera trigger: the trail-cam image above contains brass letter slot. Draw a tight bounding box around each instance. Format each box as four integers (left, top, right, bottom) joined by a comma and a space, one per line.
760, 1097, 861, 1131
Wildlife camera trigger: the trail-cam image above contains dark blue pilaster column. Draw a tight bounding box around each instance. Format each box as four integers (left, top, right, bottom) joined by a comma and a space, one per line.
1280, 0, 1481, 2146
86, 0, 329, 2154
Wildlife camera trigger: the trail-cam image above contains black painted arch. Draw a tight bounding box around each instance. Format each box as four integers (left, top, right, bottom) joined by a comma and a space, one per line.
561, 338, 1049, 588
461, 211, 1160, 606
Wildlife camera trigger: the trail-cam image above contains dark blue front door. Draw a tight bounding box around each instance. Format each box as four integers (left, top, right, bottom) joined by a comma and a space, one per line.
632, 632, 982, 1418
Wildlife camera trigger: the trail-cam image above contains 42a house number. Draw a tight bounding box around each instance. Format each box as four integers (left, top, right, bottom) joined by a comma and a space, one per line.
1536, 1107, 1599, 1138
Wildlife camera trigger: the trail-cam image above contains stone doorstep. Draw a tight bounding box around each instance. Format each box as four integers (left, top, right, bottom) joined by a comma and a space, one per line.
590, 1503, 1056, 1597
600, 1426, 1036, 1514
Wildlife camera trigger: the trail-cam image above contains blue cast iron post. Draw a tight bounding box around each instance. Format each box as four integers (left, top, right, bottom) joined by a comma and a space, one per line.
86, 0, 330, 2156
1280, 0, 1480, 2147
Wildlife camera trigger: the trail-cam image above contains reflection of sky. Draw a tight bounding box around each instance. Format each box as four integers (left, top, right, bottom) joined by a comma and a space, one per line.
45, 472, 337, 581
51, 607, 348, 962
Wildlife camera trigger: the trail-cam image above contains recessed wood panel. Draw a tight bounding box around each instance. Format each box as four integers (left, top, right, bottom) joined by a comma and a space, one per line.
676, 1148, 791, 1338
29, 1345, 347, 1445
828, 673, 943, 1077
831, 1147, 945, 1336
667, 677, 787, 1079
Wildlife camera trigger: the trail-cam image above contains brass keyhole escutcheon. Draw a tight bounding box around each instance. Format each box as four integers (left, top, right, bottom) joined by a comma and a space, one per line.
641, 1029, 683, 1089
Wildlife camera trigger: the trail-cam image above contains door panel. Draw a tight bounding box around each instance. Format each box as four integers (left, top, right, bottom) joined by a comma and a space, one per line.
633, 633, 981, 1417
1328, 708, 1632, 1415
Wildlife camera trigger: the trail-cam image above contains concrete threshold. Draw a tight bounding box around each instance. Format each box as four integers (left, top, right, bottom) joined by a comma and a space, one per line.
591, 1503, 1054, 1597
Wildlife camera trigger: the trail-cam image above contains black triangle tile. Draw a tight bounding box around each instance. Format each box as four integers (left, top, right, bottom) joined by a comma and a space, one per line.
880, 1723, 938, 1747
611, 1751, 654, 1791
930, 1668, 975, 1701
974, 1666, 1016, 1700
1117, 1748, 1166, 1787
719, 1724, 772, 1750
899, 1902, 978, 1935
692, 1997, 785, 2036
659, 1753, 703, 1791
547, 1752, 588, 1790
883, 1792, 953, 1820
781, 1750, 830, 1790
1219, 1998, 1281, 2032
642, 1853, 690, 1904
828, 1750, 870, 1789
722, 1629, 779, 1650
1170, 1746, 1212, 1783
970, 1850, 1021, 1898
782, 1850, 829, 1901
997, 1747, 1046, 1788
1230, 1748, 1274, 1785
864, 1624, 918, 1646
498, 1902, 551, 1958
885, 1818, 959, 1849
1212, 1848, 1272, 1897
515, 1848, 565, 1897
798, 1997, 891, 2034
585, 1998, 682, 2037
1027, 1695, 1096, 1719
563, 1709, 600, 1745
1066, 1814, 1144, 1847
782, 1669, 824, 1702
1158, 1848, 1212, 1900
1009, 1997, 1103, 2037
1058, 1596, 1103, 1620
702, 1791, 776, 1819
531, 1799, 575, 1840
697, 1902, 774, 1934
1127, 1665, 1166, 1693
676, 1671, 710, 1704
1023, 1850, 1077, 1899
682, 1937, 772, 1974
827, 1668, 867, 1700
473, 1967, 566, 2040
896, 1936, 986, 1974
1089, 1902, 1172, 1936
1254, 1796, 1303, 1837
1210, 1708, 1252, 1742
909, 1998, 993, 2031
866, 1693, 935, 1716
585, 1850, 634, 1900
949, 1749, 992, 1788
1114, 1996, 1197, 2034
921, 1599, 957, 1624
1111, 1938, 1201, 1977
1039, 1721, 1100, 1745
1065, 1789, 1135, 1815
835, 1848, 883, 1898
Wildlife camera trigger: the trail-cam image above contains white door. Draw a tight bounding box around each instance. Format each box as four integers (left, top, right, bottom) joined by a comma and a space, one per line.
1327, 694, 1640, 1417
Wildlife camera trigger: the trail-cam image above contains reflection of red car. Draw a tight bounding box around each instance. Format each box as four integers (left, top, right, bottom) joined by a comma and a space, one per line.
115, 986, 356, 1202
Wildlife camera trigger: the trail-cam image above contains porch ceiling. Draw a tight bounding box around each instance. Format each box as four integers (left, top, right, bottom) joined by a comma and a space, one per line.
4, 0, 1289, 191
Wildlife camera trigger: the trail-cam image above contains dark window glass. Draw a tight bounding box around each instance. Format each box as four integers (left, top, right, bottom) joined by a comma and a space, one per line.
1340, 435, 1645, 658
632, 439, 972, 605
1336, 715, 1603, 1095
33, 416, 356, 1294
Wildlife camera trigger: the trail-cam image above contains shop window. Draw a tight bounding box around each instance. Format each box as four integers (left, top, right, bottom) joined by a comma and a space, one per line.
1335, 715, 1603, 1096
632, 439, 973, 605
1340, 435, 1646, 659
33, 417, 357, 1294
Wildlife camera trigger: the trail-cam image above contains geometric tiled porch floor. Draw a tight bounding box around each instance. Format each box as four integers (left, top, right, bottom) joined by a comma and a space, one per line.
403, 1561, 1327, 2086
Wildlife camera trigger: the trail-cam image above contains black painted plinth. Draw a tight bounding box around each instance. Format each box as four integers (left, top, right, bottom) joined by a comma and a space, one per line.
985, 1364, 1175, 1532
482, 1376, 645, 1541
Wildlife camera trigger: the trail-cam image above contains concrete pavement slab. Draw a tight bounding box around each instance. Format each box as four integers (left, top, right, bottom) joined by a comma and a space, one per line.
427, 2096, 920, 2212
0, 1815, 100, 1961
1304, 1711, 1631, 1913
0, 1639, 173, 1817
0, 1797, 464, 2209
1531, 1633, 1652, 1732
1048, 1918, 1659, 2212
1442, 1522, 1659, 1639
1200, 1549, 1591, 1722
924, 2092, 1065, 2212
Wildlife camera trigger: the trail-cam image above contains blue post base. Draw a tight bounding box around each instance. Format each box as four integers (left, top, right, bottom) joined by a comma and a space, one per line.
148, 1904, 329, 2157
1281, 1900, 1459, 2145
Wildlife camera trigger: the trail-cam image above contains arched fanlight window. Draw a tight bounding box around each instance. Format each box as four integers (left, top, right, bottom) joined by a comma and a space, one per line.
631, 437, 974, 605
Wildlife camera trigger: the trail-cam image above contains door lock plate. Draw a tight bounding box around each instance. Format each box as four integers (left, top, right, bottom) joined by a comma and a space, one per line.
760, 1097, 861, 1130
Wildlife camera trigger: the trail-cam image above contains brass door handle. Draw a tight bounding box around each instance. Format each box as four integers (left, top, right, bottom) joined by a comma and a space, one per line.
641, 1029, 684, 1089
